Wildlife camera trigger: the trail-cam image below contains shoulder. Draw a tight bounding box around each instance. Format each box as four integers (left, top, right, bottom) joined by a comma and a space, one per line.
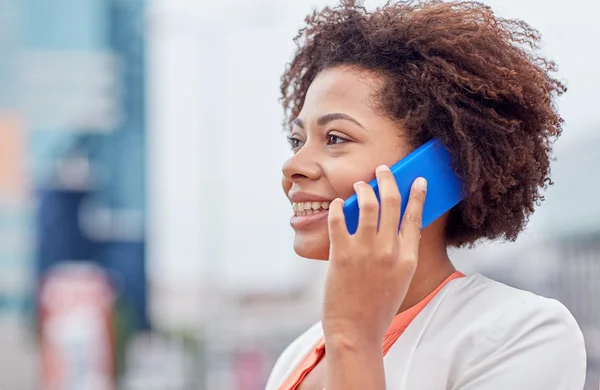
445, 274, 583, 336
441, 274, 587, 389
265, 322, 323, 390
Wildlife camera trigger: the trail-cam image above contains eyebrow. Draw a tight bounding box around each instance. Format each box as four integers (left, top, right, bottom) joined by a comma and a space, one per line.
293, 113, 366, 131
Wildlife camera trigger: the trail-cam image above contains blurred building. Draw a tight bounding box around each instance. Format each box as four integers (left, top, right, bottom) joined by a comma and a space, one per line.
0, 0, 149, 388
0, 0, 38, 389
536, 130, 600, 389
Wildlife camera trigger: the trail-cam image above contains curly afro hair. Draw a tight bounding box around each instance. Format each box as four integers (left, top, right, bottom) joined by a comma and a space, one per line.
280, 0, 565, 247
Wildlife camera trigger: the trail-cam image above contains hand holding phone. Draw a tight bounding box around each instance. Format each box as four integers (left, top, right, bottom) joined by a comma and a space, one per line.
343, 139, 464, 234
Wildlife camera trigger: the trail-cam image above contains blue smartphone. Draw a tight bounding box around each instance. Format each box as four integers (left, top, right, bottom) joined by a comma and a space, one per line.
343, 139, 464, 234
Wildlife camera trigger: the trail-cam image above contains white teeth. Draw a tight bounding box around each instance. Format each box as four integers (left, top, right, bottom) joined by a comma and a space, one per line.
291, 201, 332, 216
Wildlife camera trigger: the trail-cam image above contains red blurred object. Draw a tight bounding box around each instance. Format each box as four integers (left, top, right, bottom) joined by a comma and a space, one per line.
39, 263, 116, 390
234, 349, 267, 390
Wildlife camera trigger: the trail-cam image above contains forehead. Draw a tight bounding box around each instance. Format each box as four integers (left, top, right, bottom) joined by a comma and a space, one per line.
300, 66, 383, 118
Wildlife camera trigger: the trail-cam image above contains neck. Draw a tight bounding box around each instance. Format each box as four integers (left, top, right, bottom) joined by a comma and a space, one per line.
397, 230, 455, 313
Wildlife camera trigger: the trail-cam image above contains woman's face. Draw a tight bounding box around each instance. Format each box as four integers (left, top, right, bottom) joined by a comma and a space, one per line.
282, 66, 412, 260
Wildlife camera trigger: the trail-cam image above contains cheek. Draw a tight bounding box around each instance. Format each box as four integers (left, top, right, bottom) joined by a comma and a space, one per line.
324, 145, 408, 199
325, 162, 379, 200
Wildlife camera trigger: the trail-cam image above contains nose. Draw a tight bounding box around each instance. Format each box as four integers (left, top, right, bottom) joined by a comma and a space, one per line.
282, 146, 321, 183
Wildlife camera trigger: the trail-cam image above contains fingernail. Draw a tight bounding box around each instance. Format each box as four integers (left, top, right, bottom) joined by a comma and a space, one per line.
414, 177, 427, 191
353, 181, 365, 191
376, 165, 390, 173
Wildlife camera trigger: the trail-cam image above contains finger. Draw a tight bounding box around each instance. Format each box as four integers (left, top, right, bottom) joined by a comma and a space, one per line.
398, 177, 427, 260
375, 165, 401, 239
355, 181, 379, 237
328, 198, 349, 247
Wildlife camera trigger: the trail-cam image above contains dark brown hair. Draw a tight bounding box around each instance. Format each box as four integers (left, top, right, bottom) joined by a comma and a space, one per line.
280, 0, 565, 247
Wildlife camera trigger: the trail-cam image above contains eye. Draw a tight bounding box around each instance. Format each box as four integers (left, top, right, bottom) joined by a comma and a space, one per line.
326, 134, 349, 146
287, 136, 304, 151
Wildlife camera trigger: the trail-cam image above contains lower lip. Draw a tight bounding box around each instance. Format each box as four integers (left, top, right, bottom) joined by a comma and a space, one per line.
290, 210, 329, 229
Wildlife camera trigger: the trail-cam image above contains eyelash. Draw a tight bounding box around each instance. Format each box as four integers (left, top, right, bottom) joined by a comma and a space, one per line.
327, 134, 347, 146
287, 134, 349, 151
287, 136, 302, 150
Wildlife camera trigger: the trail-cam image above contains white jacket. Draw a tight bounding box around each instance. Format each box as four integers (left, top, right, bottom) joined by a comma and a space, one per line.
266, 274, 587, 390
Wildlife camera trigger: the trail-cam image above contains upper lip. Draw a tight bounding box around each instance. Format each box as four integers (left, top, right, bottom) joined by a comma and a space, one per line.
288, 191, 334, 203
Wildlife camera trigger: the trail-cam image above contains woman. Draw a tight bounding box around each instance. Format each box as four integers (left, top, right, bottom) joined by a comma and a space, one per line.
266, 1, 587, 389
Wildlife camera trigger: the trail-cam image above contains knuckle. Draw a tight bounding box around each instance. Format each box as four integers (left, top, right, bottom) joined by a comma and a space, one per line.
378, 243, 396, 259
404, 212, 422, 228
380, 193, 400, 206
361, 199, 379, 213
401, 254, 418, 268
362, 220, 378, 230
410, 190, 426, 204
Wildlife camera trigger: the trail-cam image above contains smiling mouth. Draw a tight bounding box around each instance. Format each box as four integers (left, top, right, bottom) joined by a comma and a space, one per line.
292, 201, 331, 216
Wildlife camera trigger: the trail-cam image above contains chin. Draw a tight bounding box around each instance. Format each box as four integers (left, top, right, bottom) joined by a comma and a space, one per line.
293, 234, 330, 260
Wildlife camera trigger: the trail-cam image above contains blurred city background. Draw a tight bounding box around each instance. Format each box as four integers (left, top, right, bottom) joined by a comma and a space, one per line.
0, 0, 598, 389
